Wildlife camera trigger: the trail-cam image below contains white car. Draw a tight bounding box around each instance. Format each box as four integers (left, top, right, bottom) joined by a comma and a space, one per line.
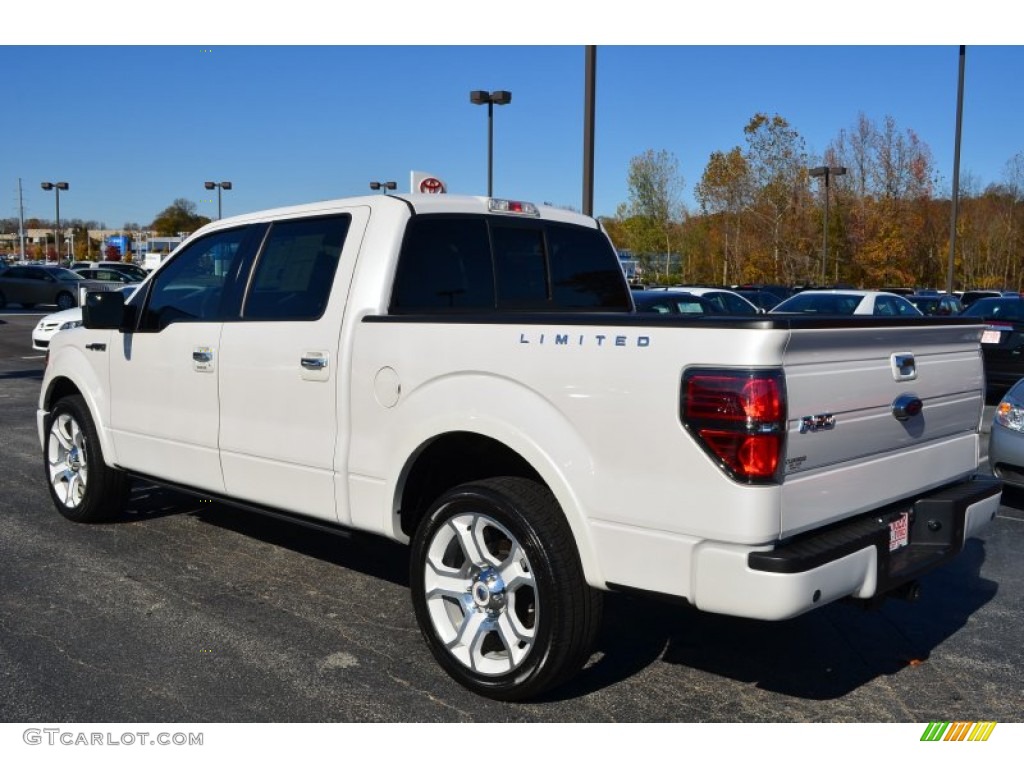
32, 307, 83, 351
770, 289, 923, 316
31, 285, 136, 351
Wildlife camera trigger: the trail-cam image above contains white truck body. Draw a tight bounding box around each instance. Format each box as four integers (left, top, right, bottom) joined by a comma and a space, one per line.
38, 194, 1001, 699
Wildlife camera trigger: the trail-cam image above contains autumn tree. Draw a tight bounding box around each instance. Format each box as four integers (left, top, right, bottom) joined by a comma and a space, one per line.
150, 199, 211, 236
695, 147, 750, 284
742, 113, 809, 282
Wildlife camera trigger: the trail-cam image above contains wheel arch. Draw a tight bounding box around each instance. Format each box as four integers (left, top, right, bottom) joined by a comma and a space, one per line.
392, 428, 606, 589
39, 350, 120, 468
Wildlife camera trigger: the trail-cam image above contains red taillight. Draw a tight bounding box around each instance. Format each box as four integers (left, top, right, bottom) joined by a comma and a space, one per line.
681, 369, 786, 483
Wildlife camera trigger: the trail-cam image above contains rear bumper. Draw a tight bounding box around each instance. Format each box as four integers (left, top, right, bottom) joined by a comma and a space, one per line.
692, 475, 1002, 620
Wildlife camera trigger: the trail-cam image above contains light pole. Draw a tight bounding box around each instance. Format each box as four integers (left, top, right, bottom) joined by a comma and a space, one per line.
204, 181, 233, 219
369, 181, 397, 195
809, 166, 846, 285
40, 181, 68, 264
470, 90, 512, 197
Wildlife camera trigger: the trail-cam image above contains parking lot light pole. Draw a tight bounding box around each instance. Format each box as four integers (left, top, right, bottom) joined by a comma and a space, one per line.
40, 182, 69, 265
809, 166, 846, 285
204, 181, 233, 219
470, 90, 512, 197
369, 181, 397, 195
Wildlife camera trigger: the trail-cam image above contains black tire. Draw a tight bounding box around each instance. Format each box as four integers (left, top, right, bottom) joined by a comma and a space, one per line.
410, 477, 602, 701
43, 395, 128, 523
56, 291, 76, 311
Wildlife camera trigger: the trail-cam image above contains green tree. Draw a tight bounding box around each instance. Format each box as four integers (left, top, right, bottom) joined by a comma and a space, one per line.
620, 149, 684, 279
150, 199, 211, 236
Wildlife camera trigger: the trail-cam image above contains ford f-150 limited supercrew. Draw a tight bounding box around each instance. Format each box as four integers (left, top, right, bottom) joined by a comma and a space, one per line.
38, 194, 1001, 700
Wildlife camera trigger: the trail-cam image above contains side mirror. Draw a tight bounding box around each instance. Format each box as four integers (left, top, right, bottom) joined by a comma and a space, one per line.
82, 290, 125, 330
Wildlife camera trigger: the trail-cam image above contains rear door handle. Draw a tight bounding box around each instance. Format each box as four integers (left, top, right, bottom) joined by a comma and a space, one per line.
300, 356, 328, 370
192, 346, 215, 373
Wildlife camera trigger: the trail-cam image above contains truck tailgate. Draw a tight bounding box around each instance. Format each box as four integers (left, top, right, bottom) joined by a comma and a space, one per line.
780, 318, 986, 536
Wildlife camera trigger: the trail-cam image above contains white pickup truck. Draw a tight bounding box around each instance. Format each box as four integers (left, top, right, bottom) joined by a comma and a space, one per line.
38, 194, 1002, 700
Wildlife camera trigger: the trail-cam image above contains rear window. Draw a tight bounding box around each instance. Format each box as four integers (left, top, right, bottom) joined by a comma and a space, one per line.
390, 215, 629, 313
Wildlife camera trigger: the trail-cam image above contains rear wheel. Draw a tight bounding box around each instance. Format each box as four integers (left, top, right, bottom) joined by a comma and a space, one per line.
410, 477, 601, 701
56, 291, 76, 311
44, 395, 127, 523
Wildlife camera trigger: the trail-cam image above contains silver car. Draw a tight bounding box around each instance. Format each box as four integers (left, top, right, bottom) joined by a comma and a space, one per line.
0, 264, 112, 311
989, 377, 1024, 488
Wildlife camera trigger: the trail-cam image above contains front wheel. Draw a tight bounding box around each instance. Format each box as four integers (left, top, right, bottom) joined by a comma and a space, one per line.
44, 395, 127, 523
410, 477, 601, 701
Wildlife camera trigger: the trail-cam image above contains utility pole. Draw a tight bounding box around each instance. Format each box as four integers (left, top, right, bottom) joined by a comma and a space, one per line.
946, 45, 966, 295
18, 178, 26, 261
582, 45, 596, 217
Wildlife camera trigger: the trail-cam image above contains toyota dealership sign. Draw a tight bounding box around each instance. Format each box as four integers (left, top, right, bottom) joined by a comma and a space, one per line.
410, 170, 447, 194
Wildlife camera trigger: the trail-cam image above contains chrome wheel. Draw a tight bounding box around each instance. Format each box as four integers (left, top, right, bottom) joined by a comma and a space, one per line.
47, 411, 89, 509
411, 478, 601, 700
423, 511, 537, 676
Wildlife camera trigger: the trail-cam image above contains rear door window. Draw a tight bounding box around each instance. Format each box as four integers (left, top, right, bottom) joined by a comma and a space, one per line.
243, 215, 351, 320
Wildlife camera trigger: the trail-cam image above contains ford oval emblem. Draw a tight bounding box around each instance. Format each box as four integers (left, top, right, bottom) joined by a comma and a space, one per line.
892, 394, 923, 421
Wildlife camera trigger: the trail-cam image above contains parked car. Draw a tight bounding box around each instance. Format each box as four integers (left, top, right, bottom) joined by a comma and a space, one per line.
989, 377, 1024, 489
732, 288, 784, 312
96, 261, 149, 282
0, 264, 110, 310
72, 267, 142, 285
960, 296, 1024, 397
657, 286, 761, 315
31, 284, 137, 350
770, 289, 923, 316
961, 289, 1018, 309
906, 293, 964, 316
631, 290, 721, 315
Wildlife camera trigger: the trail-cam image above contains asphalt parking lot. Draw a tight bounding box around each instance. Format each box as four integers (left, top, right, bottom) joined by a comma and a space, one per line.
0, 309, 1021, 723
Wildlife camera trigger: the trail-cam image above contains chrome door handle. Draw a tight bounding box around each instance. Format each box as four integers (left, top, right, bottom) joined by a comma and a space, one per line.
301, 356, 328, 370
193, 351, 213, 363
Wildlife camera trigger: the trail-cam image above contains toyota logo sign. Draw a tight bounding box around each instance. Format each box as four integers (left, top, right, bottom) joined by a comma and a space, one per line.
419, 177, 446, 194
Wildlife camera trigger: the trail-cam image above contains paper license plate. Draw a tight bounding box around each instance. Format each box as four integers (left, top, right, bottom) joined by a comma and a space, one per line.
889, 511, 910, 552
981, 329, 1001, 344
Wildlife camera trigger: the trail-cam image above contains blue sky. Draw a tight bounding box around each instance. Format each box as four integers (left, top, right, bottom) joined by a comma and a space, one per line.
3, 7, 1020, 230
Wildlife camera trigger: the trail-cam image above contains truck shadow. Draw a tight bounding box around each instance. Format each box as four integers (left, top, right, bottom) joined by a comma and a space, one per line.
998, 486, 1024, 509
116, 483, 998, 704
0, 368, 44, 380
558, 539, 996, 702
122, 484, 411, 586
